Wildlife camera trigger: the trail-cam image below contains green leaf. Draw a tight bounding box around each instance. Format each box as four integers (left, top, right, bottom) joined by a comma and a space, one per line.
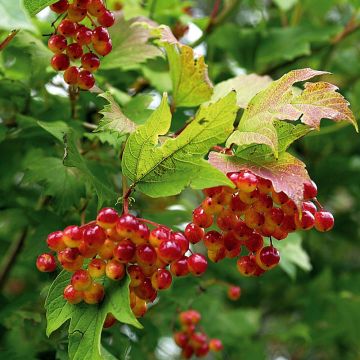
152, 25, 213, 107
100, 15, 162, 70
37, 120, 70, 142
96, 92, 137, 135
64, 131, 117, 207
23, 0, 57, 17
276, 233, 312, 279
45, 271, 142, 360
236, 68, 357, 156
122, 92, 237, 197
0, 1, 36, 31
23, 154, 85, 212
273, 0, 298, 11
122, 94, 154, 125
211, 73, 272, 108
208, 150, 311, 205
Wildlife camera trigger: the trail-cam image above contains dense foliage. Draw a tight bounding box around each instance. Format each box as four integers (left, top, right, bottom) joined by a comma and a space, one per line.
0, 1, 359, 359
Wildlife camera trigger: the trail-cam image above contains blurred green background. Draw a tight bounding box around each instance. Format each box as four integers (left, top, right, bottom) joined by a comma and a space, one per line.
0, 0, 359, 359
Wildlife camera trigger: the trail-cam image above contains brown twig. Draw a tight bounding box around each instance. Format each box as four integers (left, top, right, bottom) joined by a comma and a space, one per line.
0, 228, 28, 290
0, 30, 20, 52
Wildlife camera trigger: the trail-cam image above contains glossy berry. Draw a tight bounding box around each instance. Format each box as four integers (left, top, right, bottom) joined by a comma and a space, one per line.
149, 226, 170, 247
203, 230, 223, 250
75, 26, 93, 45
67, 4, 87, 22
170, 256, 189, 277
314, 211, 334, 232
87, 0, 106, 16
136, 244, 157, 266
48, 34, 67, 54
184, 223, 204, 244
116, 214, 139, 238
106, 259, 125, 281
187, 254, 207, 276
51, 54, 70, 71
114, 239, 136, 263
71, 269, 92, 291
158, 240, 182, 263
57, 19, 78, 37
96, 207, 118, 229
192, 207, 213, 228
92, 26, 110, 43
66, 43, 83, 60
83, 282, 105, 304
170, 231, 189, 255
256, 246, 280, 270
134, 278, 157, 302
303, 180, 317, 200
50, 0, 69, 13
103, 313, 117, 328
78, 70, 95, 90
88, 258, 106, 278
295, 210, 315, 230
232, 171, 258, 192
74, 0, 90, 8
227, 285, 241, 301
81, 52, 100, 72
63, 284, 82, 304
97, 10, 115, 28
64, 66, 80, 85
128, 265, 145, 287
174, 331, 188, 348
36, 253, 57, 272
83, 224, 106, 248
47, 230, 66, 251
236, 255, 256, 276
151, 269, 172, 290
93, 40, 112, 56
246, 233, 263, 252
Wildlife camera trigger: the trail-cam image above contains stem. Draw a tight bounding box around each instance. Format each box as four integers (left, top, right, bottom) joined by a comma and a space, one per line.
149, 0, 157, 20
0, 228, 28, 290
122, 176, 130, 214
0, 30, 20, 52
69, 85, 79, 119
137, 218, 163, 228
82, 122, 97, 130
313, 198, 324, 210
86, 14, 97, 27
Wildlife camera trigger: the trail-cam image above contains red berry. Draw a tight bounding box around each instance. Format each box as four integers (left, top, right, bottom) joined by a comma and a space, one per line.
106, 259, 125, 281
92, 26, 110, 43
272, 190, 289, 205
50, 0, 69, 13
158, 240, 182, 263
190, 332, 208, 349
134, 278, 157, 302
256, 246, 280, 270
295, 210, 315, 230
96, 207, 119, 229
209, 338, 223, 352
47, 230, 66, 251
63, 66, 80, 85
78, 70, 95, 90
151, 269, 172, 290
244, 208, 265, 229
184, 223, 204, 244
230, 193, 248, 213
87, 0, 106, 16
302, 201, 317, 215
227, 286, 241, 301
207, 247, 226, 263
233, 171, 258, 192
195, 342, 210, 357
81, 52, 100, 72
67, 4, 87, 22
93, 39, 112, 56
83, 282, 105, 304
257, 177, 272, 193
63, 284, 82, 304
51, 53, 70, 71
170, 231, 189, 255
174, 331, 188, 348
66, 43, 83, 60
75, 26, 93, 45
136, 244, 157, 266
170, 256, 189, 277
88, 258, 106, 278
187, 253, 207, 276
36, 253, 57, 272
133, 222, 151, 244
179, 310, 201, 325
116, 214, 139, 238
192, 206, 213, 228
149, 226, 170, 247
57, 19, 78, 37
83, 224, 106, 248
97, 10, 115, 27
103, 313, 117, 328
203, 230, 223, 250
245, 233, 263, 252
314, 210, 334, 232
98, 239, 116, 260
63, 225, 83, 248
74, 0, 90, 8
114, 239, 136, 263
303, 180, 317, 200
236, 255, 256, 276
48, 34, 67, 53
71, 269, 92, 291
266, 207, 284, 226
128, 265, 145, 287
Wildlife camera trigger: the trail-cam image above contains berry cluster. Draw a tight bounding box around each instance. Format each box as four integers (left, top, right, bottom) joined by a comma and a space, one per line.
174, 310, 223, 358
184, 171, 334, 277
48, 0, 115, 90
36, 208, 208, 317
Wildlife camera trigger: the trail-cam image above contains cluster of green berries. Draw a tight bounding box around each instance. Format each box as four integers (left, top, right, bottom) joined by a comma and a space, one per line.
185, 171, 334, 277
36, 208, 208, 318
48, 0, 115, 90
174, 310, 223, 358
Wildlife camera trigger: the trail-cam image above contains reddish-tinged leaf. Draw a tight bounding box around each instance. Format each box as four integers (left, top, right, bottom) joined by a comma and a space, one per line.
208, 151, 311, 206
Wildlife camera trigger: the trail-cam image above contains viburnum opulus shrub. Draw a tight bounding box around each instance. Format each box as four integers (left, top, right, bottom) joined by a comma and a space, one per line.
13, 0, 358, 359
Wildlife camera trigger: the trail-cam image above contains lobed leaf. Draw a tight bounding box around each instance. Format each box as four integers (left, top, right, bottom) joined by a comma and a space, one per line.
1, 1, 36, 31
122, 92, 238, 197
45, 271, 142, 360
23, 0, 58, 16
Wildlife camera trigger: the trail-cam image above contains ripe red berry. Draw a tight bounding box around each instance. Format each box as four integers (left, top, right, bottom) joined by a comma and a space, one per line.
71, 269, 92, 291
105, 259, 125, 281
187, 253, 207, 276
227, 285, 241, 301
114, 239, 136, 263
47, 230, 66, 251
295, 210, 315, 230
236, 255, 256, 276
134, 278, 157, 302
92, 26, 110, 43
98, 239, 116, 260
192, 207, 213, 228
151, 269, 172, 290
203, 230, 223, 250
66, 43, 83, 60
48, 34, 67, 53
57, 19, 78, 37
63, 66, 80, 85
88, 258, 106, 278
302, 201, 317, 215
233, 171, 258, 192
81, 52, 100, 72
67, 4, 87, 22
50, 0, 69, 13
245, 233, 263, 252
149, 226, 170, 247
116, 214, 139, 238
179, 310, 201, 325
272, 190, 289, 205
136, 244, 157, 266
63, 284, 82, 304
184, 223, 204, 244
75, 26, 93, 45
51, 53, 70, 71
158, 240, 182, 263
314, 210, 334, 232
87, 0, 106, 16
303, 180, 318, 200
128, 265, 145, 287
36, 253, 57, 272
195, 342, 210, 357
78, 70, 95, 90
256, 246, 280, 270
209, 338, 223, 352
83, 224, 106, 248
97, 10, 115, 27
93, 39, 112, 56
174, 331, 188, 348
170, 256, 190, 277
83, 282, 105, 304
190, 332, 208, 349
74, 0, 90, 8
103, 313, 117, 328
134, 222, 151, 244
170, 231, 189, 255
63, 225, 83, 248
